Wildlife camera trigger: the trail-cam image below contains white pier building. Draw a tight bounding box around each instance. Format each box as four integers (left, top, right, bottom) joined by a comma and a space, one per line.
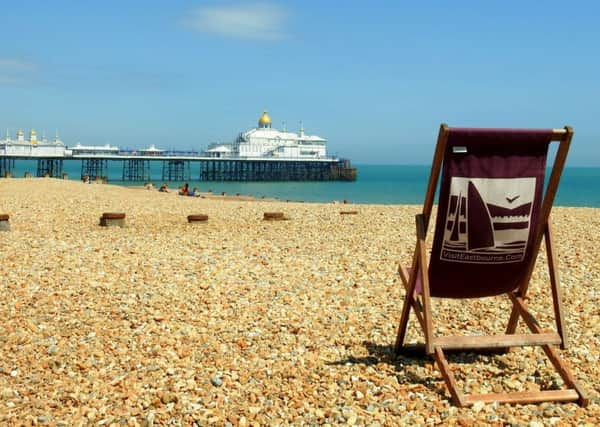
0, 129, 70, 157
206, 111, 328, 159
69, 143, 120, 156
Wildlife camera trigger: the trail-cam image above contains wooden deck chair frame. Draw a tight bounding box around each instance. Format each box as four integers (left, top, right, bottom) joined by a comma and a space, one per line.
394, 124, 589, 407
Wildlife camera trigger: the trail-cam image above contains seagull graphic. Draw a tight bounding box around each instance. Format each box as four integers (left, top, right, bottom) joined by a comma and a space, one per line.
506, 195, 520, 203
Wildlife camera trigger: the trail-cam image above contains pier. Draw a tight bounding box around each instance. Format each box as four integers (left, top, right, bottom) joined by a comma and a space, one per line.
1, 112, 358, 182
0, 154, 357, 182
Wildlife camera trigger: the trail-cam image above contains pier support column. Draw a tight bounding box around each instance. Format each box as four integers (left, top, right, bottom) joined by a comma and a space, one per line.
0, 157, 15, 177
330, 159, 357, 181
198, 161, 207, 180
37, 159, 64, 178
81, 158, 108, 181
122, 159, 150, 181
161, 160, 190, 181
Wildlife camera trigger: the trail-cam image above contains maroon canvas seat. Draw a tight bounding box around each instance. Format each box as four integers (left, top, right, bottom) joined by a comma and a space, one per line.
394, 124, 588, 407
430, 128, 552, 298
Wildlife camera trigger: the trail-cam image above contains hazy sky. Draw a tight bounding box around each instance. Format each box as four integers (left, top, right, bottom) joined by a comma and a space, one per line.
1, 1, 599, 165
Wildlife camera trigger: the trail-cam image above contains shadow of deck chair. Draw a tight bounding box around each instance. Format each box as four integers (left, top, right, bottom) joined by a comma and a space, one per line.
394, 124, 589, 407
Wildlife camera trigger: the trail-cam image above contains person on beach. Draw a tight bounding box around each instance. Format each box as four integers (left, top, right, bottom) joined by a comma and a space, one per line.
189, 187, 200, 197
178, 183, 189, 196
159, 183, 169, 193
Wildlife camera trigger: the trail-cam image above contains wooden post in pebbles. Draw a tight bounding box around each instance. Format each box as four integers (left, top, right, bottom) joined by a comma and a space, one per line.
99, 212, 126, 227
340, 211, 358, 215
0, 214, 10, 231
187, 214, 209, 224
263, 212, 288, 221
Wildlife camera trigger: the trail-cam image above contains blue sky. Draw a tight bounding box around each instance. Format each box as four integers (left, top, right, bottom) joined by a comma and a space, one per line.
1, 1, 599, 165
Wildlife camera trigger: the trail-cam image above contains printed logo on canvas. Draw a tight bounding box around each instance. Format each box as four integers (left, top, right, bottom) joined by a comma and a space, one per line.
440, 177, 536, 264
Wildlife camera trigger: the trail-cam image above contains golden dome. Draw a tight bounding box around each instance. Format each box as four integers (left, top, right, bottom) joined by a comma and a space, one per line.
17, 129, 24, 136
30, 129, 37, 135
258, 111, 272, 126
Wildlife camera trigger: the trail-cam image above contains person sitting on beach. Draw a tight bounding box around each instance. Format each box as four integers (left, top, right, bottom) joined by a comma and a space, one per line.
189, 187, 200, 197
178, 183, 189, 196
159, 183, 169, 193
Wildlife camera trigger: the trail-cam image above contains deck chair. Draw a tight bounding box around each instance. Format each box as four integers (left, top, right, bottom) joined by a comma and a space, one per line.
394, 124, 589, 407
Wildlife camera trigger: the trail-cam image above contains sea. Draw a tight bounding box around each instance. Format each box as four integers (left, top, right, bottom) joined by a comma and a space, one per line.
6, 161, 600, 207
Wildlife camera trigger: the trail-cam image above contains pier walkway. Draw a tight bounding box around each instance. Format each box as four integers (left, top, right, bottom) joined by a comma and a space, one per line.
0, 153, 357, 181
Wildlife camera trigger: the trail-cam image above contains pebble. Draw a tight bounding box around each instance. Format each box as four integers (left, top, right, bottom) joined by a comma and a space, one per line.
1, 388, 15, 399
161, 393, 178, 404
0, 179, 597, 425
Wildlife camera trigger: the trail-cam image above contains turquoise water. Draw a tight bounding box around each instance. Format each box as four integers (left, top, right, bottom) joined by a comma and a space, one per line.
6, 161, 600, 207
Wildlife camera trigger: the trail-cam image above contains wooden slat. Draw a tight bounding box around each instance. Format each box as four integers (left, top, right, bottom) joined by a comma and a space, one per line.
464, 389, 579, 405
434, 347, 466, 407
416, 214, 434, 355
509, 294, 544, 332
407, 293, 426, 333
394, 258, 419, 352
395, 268, 428, 350
397, 264, 427, 333
434, 333, 561, 350
398, 263, 409, 285
422, 124, 449, 229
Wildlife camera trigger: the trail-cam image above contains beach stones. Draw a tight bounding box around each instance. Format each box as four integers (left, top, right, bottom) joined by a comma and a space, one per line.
99, 212, 126, 227
0, 179, 598, 425
188, 214, 209, 224
0, 214, 9, 231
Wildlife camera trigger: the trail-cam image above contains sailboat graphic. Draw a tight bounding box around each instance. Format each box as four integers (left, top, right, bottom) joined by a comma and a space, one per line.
466, 181, 495, 251
441, 177, 536, 264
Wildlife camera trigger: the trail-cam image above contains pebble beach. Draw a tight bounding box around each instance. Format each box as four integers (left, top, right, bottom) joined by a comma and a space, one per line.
0, 178, 598, 426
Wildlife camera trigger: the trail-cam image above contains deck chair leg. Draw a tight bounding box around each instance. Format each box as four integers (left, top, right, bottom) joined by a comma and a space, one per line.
396, 218, 432, 354
434, 347, 466, 407
510, 295, 589, 406
544, 221, 568, 349
505, 295, 522, 336
541, 344, 590, 407
498, 295, 522, 353
394, 287, 413, 353
395, 250, 418, 353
